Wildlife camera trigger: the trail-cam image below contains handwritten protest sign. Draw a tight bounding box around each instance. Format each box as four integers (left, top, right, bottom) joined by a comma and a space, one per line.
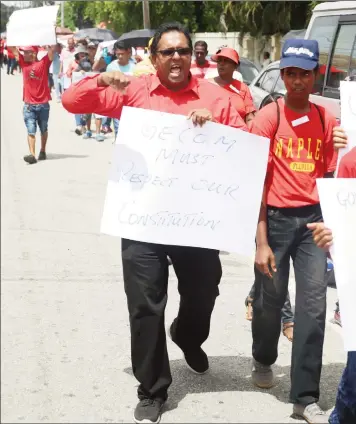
336, 81, 356, 175
101, 107, 270, 256
6, 5, 59, 47
317, 178, 356, 351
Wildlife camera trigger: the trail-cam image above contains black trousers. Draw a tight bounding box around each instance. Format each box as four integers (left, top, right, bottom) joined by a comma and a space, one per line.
252, 204, 327, 405
122, 238, 222, 401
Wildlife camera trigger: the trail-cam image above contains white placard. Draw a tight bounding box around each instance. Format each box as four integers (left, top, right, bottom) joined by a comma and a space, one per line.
317, 178, 356, 352
336, 81, 356, 176
6, 6, 59, 47
101, 107, 270, 256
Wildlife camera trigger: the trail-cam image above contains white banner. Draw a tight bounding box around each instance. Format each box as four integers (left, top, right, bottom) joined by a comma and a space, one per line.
336, 81, 356, 176
6, 6, 59, 47
101, 107, 270, 256
317, 178, 356, 352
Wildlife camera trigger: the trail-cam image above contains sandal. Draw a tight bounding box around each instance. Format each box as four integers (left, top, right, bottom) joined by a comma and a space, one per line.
282, 322, 294, 342
245, 296, 253, 321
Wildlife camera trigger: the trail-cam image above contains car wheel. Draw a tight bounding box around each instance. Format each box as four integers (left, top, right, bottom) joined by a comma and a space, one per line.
259, 92, 284, 109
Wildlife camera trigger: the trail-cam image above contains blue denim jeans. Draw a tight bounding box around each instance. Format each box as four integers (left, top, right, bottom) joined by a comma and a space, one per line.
75, 114, 84, 127
249, 284, 294, 324
113, 118, 119, 138
252, 204, 327, 405
52, 73, 61, 100
23, 103, 50, 135
329, 352, 356, 424
7, 57, 15, 74
102, 117, 119, 137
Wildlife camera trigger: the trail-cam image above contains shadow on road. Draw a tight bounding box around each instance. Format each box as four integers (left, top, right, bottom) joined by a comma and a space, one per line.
46, 153, 89, 160
124, 355, 344, 414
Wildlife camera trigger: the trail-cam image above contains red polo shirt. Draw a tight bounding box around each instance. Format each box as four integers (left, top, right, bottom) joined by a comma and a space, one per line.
223, 79, 256, 120
250, 98, 337, 208
18, 54, 52, 104
190, 60, 217, 79
62, 74, 247, 130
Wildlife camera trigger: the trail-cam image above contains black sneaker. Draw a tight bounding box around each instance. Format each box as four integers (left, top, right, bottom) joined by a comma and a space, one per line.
23, 154, 37, 164
133, 398, 164, 424
38, 151, 47, 161
169, 321, 209, 374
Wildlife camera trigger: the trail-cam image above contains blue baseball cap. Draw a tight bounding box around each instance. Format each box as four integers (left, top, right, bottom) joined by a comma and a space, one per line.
280, 39, 319, 70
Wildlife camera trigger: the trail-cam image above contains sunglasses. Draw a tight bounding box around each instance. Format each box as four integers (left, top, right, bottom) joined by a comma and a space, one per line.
157, 47, 192, 57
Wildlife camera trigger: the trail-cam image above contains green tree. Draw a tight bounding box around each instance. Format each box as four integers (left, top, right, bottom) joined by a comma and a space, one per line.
61, 1, 94, 31
62, 0, 223, 34
61, 0, 323, 36
1, 2, 18, 33
223, 1, 323, 36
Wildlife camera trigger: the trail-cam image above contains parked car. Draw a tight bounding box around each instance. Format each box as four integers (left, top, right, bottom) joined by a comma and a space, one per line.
249, 1, 356, 117
205, 56, 260, 85
249, 60, 285, 110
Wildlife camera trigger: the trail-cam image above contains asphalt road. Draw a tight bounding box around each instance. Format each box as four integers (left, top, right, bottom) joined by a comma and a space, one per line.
1, 68, 346, 423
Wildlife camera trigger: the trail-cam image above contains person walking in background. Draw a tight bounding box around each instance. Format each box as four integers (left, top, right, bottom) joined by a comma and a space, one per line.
190, 40, 216, 78
262, 51, 272, 68
7, 45, 54, 164
208, 47, 256, 125
60, 37, 76, 91
67, 45, 88, 136
106, 41, 136, 74
249, 39, 337, 423
50, 43, 62, 103
6, 41, 16, 75
133, 37, 156, 77
0, 36, 5, 69
96, 41, 135, 139
103, 41, 135, 140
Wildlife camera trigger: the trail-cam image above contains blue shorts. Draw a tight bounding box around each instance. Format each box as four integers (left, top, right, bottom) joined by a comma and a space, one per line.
23, 102, 50, 136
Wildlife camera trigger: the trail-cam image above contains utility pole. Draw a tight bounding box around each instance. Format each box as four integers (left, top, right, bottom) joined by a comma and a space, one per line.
61, 1, 64, 27
142, 0, 150, 29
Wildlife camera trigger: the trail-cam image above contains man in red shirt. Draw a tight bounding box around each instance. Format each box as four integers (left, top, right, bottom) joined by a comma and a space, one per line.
249, 39, 337, 424
190, 40, 217, 79
63, 22, 246, 424
209, 47, 256, 124
0, 37, 5, 69
5, 39, 16, 75
8, 45, 54, 164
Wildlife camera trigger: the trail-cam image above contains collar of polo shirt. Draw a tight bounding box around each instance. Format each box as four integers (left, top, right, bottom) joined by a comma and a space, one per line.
149, 73, 200, 96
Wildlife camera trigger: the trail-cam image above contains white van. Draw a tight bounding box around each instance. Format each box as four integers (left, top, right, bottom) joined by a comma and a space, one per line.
305, 1, 356, 118
249, 1, 356, 117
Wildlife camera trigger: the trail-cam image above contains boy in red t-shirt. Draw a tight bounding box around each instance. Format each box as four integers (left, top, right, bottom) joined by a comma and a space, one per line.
7, 45, 54, 164
249, 39, 337, 423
